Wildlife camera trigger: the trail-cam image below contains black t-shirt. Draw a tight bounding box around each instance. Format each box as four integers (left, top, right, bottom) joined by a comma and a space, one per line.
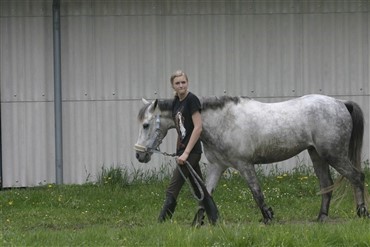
172, 92, 203, 155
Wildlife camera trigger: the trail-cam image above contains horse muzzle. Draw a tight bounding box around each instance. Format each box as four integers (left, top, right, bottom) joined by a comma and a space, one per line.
134, 144, 152, 163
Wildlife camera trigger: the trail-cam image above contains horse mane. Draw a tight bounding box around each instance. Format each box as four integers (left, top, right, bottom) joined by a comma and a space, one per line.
137, 99, 174, 121
138, 96, 249, 120
202, 96, 249, 110
158, 99, 174, 112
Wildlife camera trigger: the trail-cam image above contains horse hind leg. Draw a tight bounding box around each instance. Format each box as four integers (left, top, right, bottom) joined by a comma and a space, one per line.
329, 156, 370, 218
308, 149, 334, 222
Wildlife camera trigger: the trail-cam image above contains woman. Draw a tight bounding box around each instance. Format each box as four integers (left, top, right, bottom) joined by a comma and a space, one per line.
158, 70, 217, 226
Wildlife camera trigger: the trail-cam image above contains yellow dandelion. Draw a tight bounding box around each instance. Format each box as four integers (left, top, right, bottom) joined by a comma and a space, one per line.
8, 201, 13, 206
277, 176, 283, 179
48, 184, 53, 188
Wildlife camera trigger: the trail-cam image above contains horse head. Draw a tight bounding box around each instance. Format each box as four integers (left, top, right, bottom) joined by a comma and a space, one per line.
134, 98, 173, 163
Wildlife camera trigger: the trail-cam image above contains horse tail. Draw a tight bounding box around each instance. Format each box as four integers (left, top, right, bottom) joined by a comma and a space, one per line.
344, 101, 364, 171
343, 101, 369, 208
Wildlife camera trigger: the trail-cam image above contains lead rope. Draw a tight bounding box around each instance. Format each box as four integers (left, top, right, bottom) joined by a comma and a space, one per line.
152, 149, 205, 202
178, 161, 205, 202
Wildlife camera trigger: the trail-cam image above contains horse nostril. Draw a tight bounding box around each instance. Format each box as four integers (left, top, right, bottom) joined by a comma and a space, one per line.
136, 153, 140, 159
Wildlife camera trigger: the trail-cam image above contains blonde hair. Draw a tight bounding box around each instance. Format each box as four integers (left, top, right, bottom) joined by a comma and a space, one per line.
170, 70, 188, 85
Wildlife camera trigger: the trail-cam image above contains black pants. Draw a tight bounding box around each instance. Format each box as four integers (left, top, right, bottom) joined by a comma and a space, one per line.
166, 153, 203, 200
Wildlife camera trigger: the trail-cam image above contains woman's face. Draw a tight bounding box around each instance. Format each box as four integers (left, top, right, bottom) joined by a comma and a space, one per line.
172, 75, 188, 97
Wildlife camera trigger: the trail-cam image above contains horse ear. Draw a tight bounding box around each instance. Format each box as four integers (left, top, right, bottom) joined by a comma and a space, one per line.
153, 99, 158, 109
142, 98, 149, 105
148, 99, 158, 113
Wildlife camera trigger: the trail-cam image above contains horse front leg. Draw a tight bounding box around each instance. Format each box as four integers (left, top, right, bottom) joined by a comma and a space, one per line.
205, 162, 227, 195
240, 164, 274, 224
192, 161, 226, 227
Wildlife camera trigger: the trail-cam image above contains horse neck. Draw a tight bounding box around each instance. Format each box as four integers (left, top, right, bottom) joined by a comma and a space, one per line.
157, 99, 176, 130
160, 109, 175, 130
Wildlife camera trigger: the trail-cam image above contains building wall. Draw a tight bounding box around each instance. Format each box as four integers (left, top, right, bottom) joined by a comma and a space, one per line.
1, 0, 369, 187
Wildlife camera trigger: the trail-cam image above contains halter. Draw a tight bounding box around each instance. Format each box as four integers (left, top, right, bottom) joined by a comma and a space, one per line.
134, 114, 164, 154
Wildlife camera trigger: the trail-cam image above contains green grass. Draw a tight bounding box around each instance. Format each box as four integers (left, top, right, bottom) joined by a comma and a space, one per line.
1, 163, 370, 246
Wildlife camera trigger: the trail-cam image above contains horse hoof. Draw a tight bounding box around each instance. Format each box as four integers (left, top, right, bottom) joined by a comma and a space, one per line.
356, 204, 370, 218
192, 208, 205, 228
317, 213, 329, 222
260, 207, 274, 224
260, 218, 273, 225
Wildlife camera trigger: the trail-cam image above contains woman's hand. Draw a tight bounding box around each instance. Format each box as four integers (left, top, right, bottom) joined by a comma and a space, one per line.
176, 153, 189, 165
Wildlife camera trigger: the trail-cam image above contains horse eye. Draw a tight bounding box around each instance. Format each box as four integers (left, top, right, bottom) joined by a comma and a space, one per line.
143, 123, 149, 129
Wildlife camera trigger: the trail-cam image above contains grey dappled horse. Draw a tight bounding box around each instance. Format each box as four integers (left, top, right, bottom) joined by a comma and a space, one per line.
134, 94, 369, 223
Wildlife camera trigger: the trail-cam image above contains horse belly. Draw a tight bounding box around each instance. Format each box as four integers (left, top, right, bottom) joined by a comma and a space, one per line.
245, 124, 313, 163
250, 143, 308, 164
203, 126, 310, 165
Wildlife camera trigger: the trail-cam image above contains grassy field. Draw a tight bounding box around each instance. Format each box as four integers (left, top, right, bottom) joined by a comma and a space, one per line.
1, 163, 370, 246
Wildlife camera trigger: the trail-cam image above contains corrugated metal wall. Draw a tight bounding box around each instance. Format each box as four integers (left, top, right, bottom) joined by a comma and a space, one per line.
1, 0, 369, 187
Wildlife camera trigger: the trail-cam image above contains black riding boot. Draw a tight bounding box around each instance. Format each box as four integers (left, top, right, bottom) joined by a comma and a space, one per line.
158, 194, 177, 222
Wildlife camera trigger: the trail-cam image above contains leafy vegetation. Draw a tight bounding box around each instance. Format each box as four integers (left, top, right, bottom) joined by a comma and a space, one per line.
1, 161, 370, 246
